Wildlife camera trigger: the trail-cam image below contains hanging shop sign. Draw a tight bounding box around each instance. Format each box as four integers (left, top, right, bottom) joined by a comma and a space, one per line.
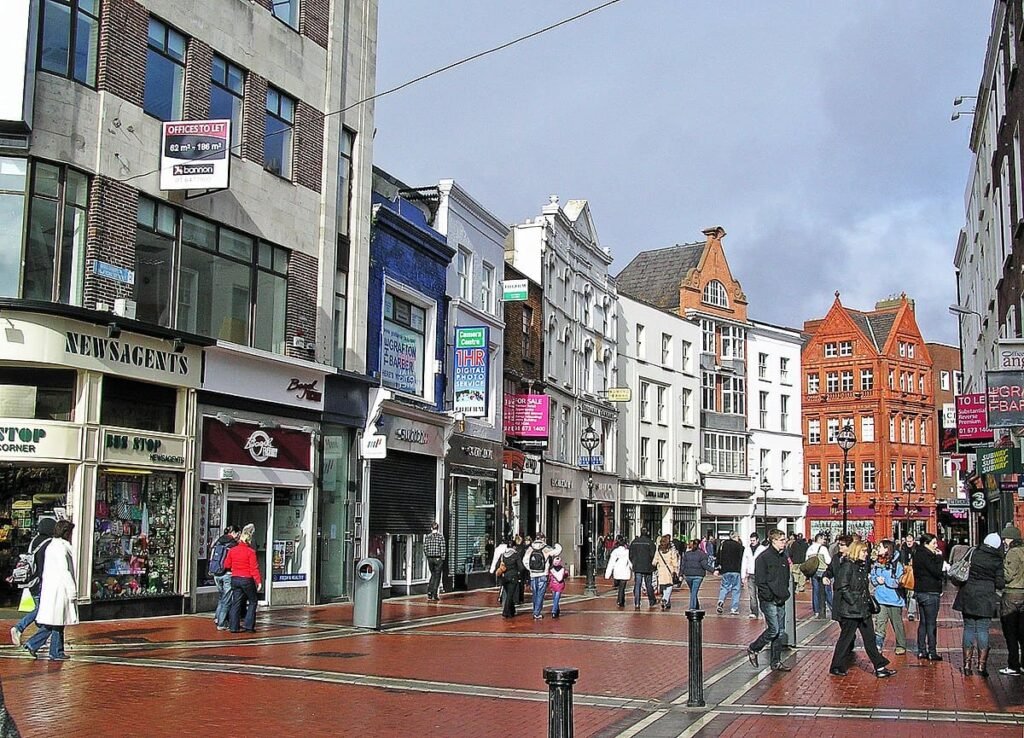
986, 371, 1024, 428
503, 394, 549, 438
976, 446, 1020, 476
453, 327, 489, 418
997, 340, 1024, 369
201, 417, 311, 471
956, 393, 993, 442
101, 429, 186, 468
501, 279, 528, 301
0, 422, 81, 460
160, 119, 231, 191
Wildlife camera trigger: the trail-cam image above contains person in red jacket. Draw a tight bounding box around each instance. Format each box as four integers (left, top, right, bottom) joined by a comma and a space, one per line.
223, 523, 262, 633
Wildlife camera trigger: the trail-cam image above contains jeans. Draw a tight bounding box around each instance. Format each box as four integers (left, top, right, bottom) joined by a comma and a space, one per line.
915, 591, 940, 656
750, 600, 786, 666
873, 604, 907, 650
1001, 593, 1024, 670
25, 623, 64, 658
717, 572, 741, 612
551, 589, 562, 616
15, 594, 39, 633
615, 579, 628, 607
906, 589, 918, 617
811, 575, 832, 616
634, 572, 657, 606
531, 575, 548, 616
427, 557, 443, 599
746, 578, 760, 617
685, 576, 704, 610
229, 576, 258, 632
213, 572, 233, 627
962, 616, 991, 650
832, 617, 888, 671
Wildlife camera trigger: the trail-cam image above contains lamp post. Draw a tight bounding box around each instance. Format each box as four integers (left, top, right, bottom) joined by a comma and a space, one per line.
760, 475, 772, 540
580, 426, 600, 596
902, 477, 915, 540
836, 424, 857, 536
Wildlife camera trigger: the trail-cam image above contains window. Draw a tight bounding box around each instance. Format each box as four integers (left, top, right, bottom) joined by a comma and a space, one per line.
826, 372, 839, 393
39, 0, 99, 86
807, 373, 819, 394
940, 371, 951, 391
702, 279, 728, 307
480, 262, 494, 312
135, 198, 177, 326
899, 372, 907, 392
918, 374, 925, 393
264, 87, 295, 178
661, 333, 671, 365
636, 324, 646, 360
827, 418, 839, 443
908, 418, 916, 444
521, 305, 533, 357
680, 442, 692, 481
809, 463, 821, 492
701, 372, 715, 411
722, 376, 745, 415
955, 371, 963, 395
333, 262, 347, 369
559, 406, 570, 462
889, 416, 896, 442
861, 415, 874, 442
721, 325, 745, 360
656, 385, 667, 424
702, 432, 746, 475
900, 418, 908, 443
899, 342, 906, 357
582, 291, 591, 327
920, 419, 927, 445
640, 381, 650, 421
781, 450, 791, 488
758, 353, 768, 379
382, 291, 427, 396
681, 388, 692, 425
844, 462, 856, 491
908, 343, 915, 359
808, 419, 820, 444
701, 320, 715, 353
657, 439, 667, 480
921, 464, 927, 490
0, 158, 28, 298
824, 342, 837, 358
890, 461, 897, 490
254, 241, 288, 353
101, 377, 176, 433
942, 457, 953, 478
22, 162, 88, 304
681, 340, 692, 372
863, 462, 876, 491
839, 341, 853, 356
272, 0, 299, 29
0, 368, 76, 421
840, 371, 853, 391
144, 18, 185, 121
759, 391, 769, 429
860, 368, 873, 390
780, 395, 789, 431
780, 357, 789, 383
337, 129, 355, 236
210, 55, 245, 150
827, 463, 840, 492
640, 437, 650, 477
888, 369, 895, 389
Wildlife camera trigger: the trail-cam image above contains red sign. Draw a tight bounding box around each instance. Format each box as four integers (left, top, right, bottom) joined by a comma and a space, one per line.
503, 394, 549, 438
201, 417, 311, 470
956, 393, 994, 442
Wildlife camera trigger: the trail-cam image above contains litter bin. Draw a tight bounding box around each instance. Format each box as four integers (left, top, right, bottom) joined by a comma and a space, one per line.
353, 557, 383, 630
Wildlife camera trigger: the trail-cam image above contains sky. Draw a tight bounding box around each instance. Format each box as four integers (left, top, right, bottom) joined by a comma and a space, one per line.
372, 1, 994, 345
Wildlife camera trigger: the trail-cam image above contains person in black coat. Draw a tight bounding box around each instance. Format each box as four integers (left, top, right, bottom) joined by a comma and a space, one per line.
953, 532, 1006, 677
828, 540, 895, 677
912, 533, 946, 660
745, 530, 792, 671
498, 545, 528, 618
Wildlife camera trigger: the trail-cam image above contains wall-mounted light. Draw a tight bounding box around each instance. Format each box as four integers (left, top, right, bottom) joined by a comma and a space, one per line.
171, 337, 185, 353
215, 413, 234, 426
221, 467, 236, 480
259, 420, 281, 430
107, 322, 121, 339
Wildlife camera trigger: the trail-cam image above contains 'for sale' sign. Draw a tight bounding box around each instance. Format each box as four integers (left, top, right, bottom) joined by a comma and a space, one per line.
160, 119, 231, 191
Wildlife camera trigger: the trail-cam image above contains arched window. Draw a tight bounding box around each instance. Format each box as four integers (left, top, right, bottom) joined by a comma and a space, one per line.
702, 280, 729, 308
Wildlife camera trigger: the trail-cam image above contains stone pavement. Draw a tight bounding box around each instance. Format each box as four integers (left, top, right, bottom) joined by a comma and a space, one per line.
0, 580, 1021, 737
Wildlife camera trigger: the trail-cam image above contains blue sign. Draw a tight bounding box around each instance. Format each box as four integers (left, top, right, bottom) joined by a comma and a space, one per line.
453, 326, 489, 418
578, 455, 604, 468
92, 260, 135, 285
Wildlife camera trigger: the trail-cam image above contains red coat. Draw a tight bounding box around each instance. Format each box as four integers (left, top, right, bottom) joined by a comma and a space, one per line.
223, 542, 262, 586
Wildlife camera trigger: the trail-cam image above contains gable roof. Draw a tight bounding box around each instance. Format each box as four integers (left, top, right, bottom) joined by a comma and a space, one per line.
615, 242, 705, 309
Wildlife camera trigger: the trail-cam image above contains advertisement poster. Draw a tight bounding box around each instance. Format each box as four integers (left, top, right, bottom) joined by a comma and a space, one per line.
453, 326, 489, 417
956, 392, 994, 442
381, 322, 423, 395
160, 119, 231, 190
503, 394, 550, 437
986, 371, 1024, 428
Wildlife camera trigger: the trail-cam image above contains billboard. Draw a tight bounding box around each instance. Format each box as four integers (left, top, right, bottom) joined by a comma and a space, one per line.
504, 394, 549, 438
986, 371, 1024, 429
453, 326, 489, 418
956, 393, 993, 442
160, 119, 231, 190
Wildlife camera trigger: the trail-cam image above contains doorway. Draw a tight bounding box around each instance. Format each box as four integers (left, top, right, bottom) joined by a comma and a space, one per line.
318, 432, 355, 602
226, 495, 271, 602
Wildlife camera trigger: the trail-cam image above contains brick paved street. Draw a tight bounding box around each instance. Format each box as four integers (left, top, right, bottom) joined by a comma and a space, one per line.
1, 582, 1021, 737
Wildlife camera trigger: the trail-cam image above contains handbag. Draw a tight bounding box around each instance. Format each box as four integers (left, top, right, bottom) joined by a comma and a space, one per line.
800, 552, 821, 578
948, 547, 975, 585
869, 596, 881, 615
659, 552, 681, 586
898, 563, 915, 590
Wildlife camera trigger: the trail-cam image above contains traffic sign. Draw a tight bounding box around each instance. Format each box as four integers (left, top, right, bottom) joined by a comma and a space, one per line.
578, 455, 603, 468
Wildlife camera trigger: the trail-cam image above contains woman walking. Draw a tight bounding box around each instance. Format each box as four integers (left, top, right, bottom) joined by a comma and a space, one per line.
912, 533, 946, 661
870, 540, 907, 655
953, 532, 1005, 676
223, 523, 262, 633
498, 544, 526, 618
1000, 524, 1024, 675
680, 539, 713, 611
829, 540, 896, 678
653, 535, 681, 611
604, 535, 633, 608
23, 520, 77, 660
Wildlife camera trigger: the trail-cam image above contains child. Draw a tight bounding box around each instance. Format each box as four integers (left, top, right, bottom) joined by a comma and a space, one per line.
548, 556, 567, 618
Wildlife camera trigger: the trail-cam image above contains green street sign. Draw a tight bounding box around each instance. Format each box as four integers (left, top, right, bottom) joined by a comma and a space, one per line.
456, 326, 487, 348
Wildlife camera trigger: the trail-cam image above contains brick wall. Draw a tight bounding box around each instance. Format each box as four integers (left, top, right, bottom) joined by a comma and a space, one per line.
502, 265, 544, 384
295, 101, 324, 193
98, 0, 147, 107
183, 39, 213, 121
242, 73, 268, 165
84, 177, 139, 310
301, 0, 330, 49
285, 251, 318, 359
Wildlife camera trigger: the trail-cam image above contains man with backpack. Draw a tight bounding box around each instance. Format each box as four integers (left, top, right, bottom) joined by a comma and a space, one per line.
208, 525, 238, 631
523, 534, 561, 619
10, 517, 56, 647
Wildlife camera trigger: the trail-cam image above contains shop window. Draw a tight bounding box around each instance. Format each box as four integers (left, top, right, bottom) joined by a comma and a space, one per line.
135, 198, 177, 326
264, 87, 295, 179
23, 162, 89, 304
210, 55, 245, 150
93, 471, 179, 600
196, 482, 224, 586
100, 376, 176, 433
382, 290, 428, 397
144, 18, 185, 121
179, 215, 251, 343
272, 488, 308, 583
38, 0, 99, 86
0, 368, 75, 421
452, 477, 495, 575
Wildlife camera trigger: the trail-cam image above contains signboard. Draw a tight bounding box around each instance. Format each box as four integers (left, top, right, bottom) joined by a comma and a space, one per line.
201, 418, 311, 470
986, 371, 1024, 428
942, 403, 956, 429
359, 433, 386, 459
160, 119, 231, 190
101, 429, 186, 468
604, 387, 631, 403
956, 393, 993, 442
997, 339, 1024, 369
578, 455, 603, 468
453, 326, 489, 418
381, 321, 424, 396
92, 260, 135, 285
502, 279, 528, 301
976, 446, 1019, 475
203, 346, 330, 412
503, 394, 549, 438
0, 422, 81, 461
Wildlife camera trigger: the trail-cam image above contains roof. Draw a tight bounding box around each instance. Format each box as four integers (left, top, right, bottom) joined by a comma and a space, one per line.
833, 307, 898, 351
615, 242, 705, 309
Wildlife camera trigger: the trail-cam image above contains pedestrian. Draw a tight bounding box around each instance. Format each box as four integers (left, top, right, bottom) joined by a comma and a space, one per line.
10, 516, 55, 647
912, 532, 946, 661
604, 535, 633, 608
953, 532, 1005, 677
548, 556, 567, 618
788, 533, 809, 593
745, 530, 791, 671
899, 533, 919, 622
223, 523, 262, 633
524, 533, 561, 619
653, 535, 681, 611
829, 540, 897, 678
1000, 523, 1024, 675
208, 525, 238, 631
424, 521, 446, 602
23, 520, 77, 661
699, 531, 717, 562
870, 539, 907, 655
805, 532, 833, 618
514, 534, 528, 604
497, 544, 526, 618
628, 527, 658, 610
715, 531, 744, 615
741, 532, 766, 619
681, 539, 714, 610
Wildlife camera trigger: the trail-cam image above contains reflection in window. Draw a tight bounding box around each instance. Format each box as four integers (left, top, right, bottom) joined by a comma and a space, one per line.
210, 55, 244, 150
337, 129, 354, 236
272, 0, 299, 29
100, 376, 176, 433
24, 162, 89, 304
39, 0, 99, 86
265, 87, 294, 178
144, 18, 185, 121
0, 369, 76, 421
135, 198, 177, 326
382, 292, 427, 397
254, 242, 288, 354
0, 158, 28, 298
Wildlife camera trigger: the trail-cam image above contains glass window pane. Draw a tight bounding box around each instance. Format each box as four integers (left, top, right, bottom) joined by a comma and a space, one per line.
264, 115, 292, 178
65, 169, 89, 208
40, 0, 71, 76
258, 241, 272, 268
167, 29, 186, 61
156, 202, 176, 235
79, 0, 99, 15
182, 214, 216, 250
137, 197, 155, 227
218, 228, 252, 261
266, 88, 278, 112
279, 95, 294, 122
58, 199, 87, 305
0, 368, 76, 421
333, 282, 347, 369
211, 56, 226, 85
0, 159, 27, 298
254, 270, 286, 353
227, 65, 244, 94
178, 245, 250, 343
148, 19, 164, 48
134, 229, 174, 326
33, 163, 60, 198
74, 10, 99, 85
23, 197, 58, 300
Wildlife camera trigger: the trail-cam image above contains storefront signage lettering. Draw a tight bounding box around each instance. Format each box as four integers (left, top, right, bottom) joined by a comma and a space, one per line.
202, 418, 311, 471
244, 431, 280, 463
956, 392, 993, 442
503, 394, 549, 437
395, 428, 428, 444
287, 378, 322, 402
550, 478, 572, 489
273, 573, 307, 582
0, 426, 46, 453
453, 327, 489, 418
461, 445, 493, 460
65, 331, 191, 376
985, 371, 1024, 428
644, 490, 670, 500
977, 446, 1019, 475
104, 433, 185, 465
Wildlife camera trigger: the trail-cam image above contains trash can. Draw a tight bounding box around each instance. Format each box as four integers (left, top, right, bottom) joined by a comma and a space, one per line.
353, 557, 383, 630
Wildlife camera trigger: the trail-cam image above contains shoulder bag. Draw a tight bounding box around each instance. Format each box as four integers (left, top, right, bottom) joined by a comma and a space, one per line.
898, 563, 915, 591
660, 552, 681, 586
948, 546, 975, 585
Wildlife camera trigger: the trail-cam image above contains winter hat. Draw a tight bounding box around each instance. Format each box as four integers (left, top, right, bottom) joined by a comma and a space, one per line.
1002, 524, 1023, 542
984, 532, 1003, 549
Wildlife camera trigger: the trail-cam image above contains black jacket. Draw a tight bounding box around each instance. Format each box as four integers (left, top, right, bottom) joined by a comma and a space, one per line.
754, 545, 790, 604
717, 538, 744, 574
912, 546, 945, 594
629, 535, 656, 574
499, 548, 527, 584
789, 538, 809, 564
898, 543, 916, 567
681, 549, 713, 577
833, 557, 872, 620
953, 544, 1005, 618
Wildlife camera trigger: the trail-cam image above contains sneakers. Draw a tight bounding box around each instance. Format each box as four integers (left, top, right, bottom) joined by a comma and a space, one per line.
748, 613, 758, 619
10, 627, 20, 647
894, 647, 906, 655
216, 626, 229, 631
770, 662, 792, 672
716, 602, 724, 614
50, 654, 71, 662
875, 667, 897, 678
907, 613, 915, 621
998, 667, 1022, 675
730, 610, 739, 615
746, 648, 759, 667
21, 646, 36, 660
534, 614, 543, 620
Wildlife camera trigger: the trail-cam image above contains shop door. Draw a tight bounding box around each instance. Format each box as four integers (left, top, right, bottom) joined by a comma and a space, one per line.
226, 496, 271, 603
318, 432, 354, 602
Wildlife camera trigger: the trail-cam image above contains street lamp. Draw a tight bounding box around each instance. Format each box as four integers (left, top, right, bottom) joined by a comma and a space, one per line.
760, 475, 772, 540
902, 477, 915, 540
836, 424, 857, 536
580, 426, 600, 596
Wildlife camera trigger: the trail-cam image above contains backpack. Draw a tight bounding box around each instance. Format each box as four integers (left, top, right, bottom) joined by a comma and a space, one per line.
10, 538, 48, 588
529, 548, 547, 573
208, 540, 232, 576
500, 551, 520, 582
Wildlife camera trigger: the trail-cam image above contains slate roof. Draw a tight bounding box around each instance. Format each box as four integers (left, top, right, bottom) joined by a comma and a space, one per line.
615, 242, 705, 309
841, 308, 899, 351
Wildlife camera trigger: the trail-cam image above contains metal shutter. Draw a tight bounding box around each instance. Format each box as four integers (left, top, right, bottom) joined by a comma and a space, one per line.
368, 451, 436, 533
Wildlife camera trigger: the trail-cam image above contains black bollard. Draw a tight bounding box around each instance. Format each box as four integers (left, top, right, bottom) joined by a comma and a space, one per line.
686, 609, 706, 707
544, 666, 579, 738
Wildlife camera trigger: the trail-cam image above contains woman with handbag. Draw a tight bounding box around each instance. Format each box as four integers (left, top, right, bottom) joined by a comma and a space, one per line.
870, 540, 907, 655
653, 535, 681, 611
604, 535, 633, 608
829, 540, 896, 678
680, 539, 714, 611
912, 533, 946, 661
952, 532, 1005, 676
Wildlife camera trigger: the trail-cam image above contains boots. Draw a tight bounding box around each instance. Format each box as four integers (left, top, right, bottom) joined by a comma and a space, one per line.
961, 646, 974, 676
978, 648, 990, 678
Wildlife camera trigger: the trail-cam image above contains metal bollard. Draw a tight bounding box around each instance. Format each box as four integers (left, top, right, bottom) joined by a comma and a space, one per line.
686, 609, 706, 707
785, 574, 797, 648
544, 666, 579, 738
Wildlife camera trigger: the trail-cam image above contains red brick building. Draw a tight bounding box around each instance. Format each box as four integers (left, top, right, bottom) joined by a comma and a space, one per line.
802, 294, 936, 541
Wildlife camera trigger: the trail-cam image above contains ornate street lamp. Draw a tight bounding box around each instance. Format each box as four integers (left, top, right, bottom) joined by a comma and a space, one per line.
580, 426, 600, 596
902, 477, 915, 540
836, 424, 857, 536
760, 474, 772, 539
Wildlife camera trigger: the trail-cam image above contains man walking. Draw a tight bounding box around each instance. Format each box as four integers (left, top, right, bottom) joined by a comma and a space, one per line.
209, 525, 238, 631
789, 533, 809, 593
716, 531, 744, 615
424, 522, 446, 601
805, 532, 833, 618
745, 529, 792, 672
629, 527, 658, 610
524, 534, 561, 619
898, 533, 918, 621
741, 532, 766, 619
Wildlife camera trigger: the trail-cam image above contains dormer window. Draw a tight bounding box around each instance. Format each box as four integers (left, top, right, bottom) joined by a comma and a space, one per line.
702, 280, 728, 308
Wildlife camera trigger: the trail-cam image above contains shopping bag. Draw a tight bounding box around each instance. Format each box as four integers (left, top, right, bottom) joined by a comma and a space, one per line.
18, 589, 34, 613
